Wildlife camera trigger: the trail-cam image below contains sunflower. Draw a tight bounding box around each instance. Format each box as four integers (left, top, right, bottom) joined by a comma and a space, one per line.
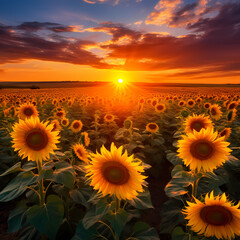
51, 119, 62, 132
151, 98, 158, 107
104, 114, 115, 123
210, 104, 222, 120
61, 118, 69, 127
72, 143, 89, 163
85, 143, 147, 200
178, 100, 185, 107
187, 99, 196, 108
11, 117, 59, 163
70, 120, 83, 133
184, 114, 213, 134
155, 103, 166, 113
81, 132, 90, 147
227, 109, 237, 122
177, 128, 231, 172
219, 128, 231, 140
227, 101, 238, 111
54, 110, 66, 119
183, 192, 240, 239
18, 103, 38, 120
204, 102, 211, 109
146, 122, 159, 133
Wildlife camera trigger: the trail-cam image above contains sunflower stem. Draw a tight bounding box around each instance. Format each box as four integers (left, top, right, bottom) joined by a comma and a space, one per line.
37, 160, 45, 206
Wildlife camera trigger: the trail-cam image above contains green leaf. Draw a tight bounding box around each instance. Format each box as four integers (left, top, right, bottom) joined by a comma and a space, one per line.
107, 208, 128, 239
27, 195, 64, 240
8, 200, 28, 233
159, 199, 185, 234
133, 224, 160, 240
0, 162, 22, 177
133, 221, 149, 233
71, 220, 98, 240
52, 161, 75, 189
82, 199, 114, 229
166, 151, 183, 166
129, 190, 153, 209
0, 171, 38, 202
171, 227, 188, 240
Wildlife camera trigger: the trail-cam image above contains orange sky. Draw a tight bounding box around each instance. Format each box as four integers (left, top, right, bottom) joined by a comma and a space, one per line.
0, 0, 240, 84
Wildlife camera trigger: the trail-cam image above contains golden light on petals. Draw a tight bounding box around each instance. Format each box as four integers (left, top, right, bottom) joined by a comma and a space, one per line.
10, 117, 60, 163
177, 128, 231, 172
85, 143, 147, 200
184, 114, 213, 134
70, 120, 83, 133
146, 122, 159, 133
72, 143, 89, 163
18, 103, 38, 120
183, 192, 240, 239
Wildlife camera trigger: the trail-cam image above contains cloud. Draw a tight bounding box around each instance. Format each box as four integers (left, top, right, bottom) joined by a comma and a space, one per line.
82, 21, 142, 42
99, 2, 240, 74
15, 21, 83, 32
145, 0, 222, 27
0, 23, 111, 69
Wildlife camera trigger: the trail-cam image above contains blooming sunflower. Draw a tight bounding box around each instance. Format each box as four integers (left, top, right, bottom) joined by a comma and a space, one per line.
72, 143, 89, 163
146, 122, 159, 133
61, 118, 69, 127
51, 119, 62, 132
155, 103, 166, 113
184, 114, 213, 134
227, 101, 238, 111
11, 117, 59, 163
183, 192, 240, 239
204, 102, 211, 109
187, 99, 196, 108
104, 114, 115, 123
85, 143, 147, 200
70, 120, 83, 133
81, 132, 90, 147
219, 128, 231, 140
177, 128, 231, 172
54, 110, 66, 119
178, 100, 185, 107
227, 109, 237, 122
18, 103, 38, 120
210, 104, 222, 120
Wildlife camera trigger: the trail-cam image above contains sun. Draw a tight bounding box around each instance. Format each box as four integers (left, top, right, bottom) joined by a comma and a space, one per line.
118, 78, 123, 84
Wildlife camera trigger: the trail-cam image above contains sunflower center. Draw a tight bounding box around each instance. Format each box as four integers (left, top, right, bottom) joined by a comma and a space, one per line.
211, 108, 217, 115
23, 108, 34, 116
157, 105, 164, 111
57, 112, 63, 117
191, 121, 204, 132
188, 101, 193, 105
77, 149, 83, 156
73, 122, 80, 129
102, 161, 130, 185
190, 140, 214, 160
148, 124, 157, 130
62, 120, 67, 125
106, 115, 113, 120
200, 205, 233, 226
25, 129, 48, 151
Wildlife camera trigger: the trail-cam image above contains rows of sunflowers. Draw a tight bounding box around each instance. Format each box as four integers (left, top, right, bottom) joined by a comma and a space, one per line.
0, 87, 240, 240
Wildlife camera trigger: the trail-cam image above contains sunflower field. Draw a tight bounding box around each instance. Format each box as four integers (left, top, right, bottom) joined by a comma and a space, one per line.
0, 87, 240, 240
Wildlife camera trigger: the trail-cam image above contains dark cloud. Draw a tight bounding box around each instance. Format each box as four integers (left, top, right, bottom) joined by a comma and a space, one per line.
15, 21, 78, 33
0, 23, 111, 69
99, 2, 240, 74
88, 21, 142, 42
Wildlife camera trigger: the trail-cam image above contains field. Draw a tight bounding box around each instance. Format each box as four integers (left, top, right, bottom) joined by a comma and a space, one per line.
0, 85, 240, 240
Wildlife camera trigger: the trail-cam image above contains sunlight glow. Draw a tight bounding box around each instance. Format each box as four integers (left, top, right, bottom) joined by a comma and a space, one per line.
118, 78, 123, 84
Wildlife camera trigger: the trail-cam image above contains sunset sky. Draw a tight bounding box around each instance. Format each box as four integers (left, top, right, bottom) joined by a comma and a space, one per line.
0, 0, 239, 83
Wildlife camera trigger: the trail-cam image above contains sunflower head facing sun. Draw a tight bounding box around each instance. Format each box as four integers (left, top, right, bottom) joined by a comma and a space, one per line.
177, 128, 231, 172
85, 143, 147, 200
183, 192, 240, 239
11, 117, 60, 163
18, 103, 38, 120
184, 114, 213, 134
